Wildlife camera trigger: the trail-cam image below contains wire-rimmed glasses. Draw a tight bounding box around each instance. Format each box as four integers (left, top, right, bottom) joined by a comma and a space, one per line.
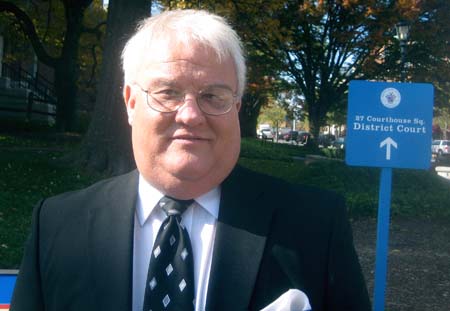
135, 84, 237, 116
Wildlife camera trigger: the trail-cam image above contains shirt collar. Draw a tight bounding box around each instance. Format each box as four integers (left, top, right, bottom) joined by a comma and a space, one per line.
136, 174, 220, 226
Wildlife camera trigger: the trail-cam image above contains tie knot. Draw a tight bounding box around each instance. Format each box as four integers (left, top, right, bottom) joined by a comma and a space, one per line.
158, 196, 194, 216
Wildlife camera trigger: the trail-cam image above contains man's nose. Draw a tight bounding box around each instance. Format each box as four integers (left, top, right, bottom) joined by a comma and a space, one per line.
174, 94, 206, 126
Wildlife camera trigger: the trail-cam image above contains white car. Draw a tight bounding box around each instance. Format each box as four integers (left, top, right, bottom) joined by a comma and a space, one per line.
432, 140, 450, 156
260, 129, 274, 141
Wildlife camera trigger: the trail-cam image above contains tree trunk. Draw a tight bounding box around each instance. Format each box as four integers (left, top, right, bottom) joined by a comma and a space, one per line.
76, 0, 150, 176
54, 61, 78, 132
239, 93, 263, 138
307, 96, 322, 142
54, 4, 86, 131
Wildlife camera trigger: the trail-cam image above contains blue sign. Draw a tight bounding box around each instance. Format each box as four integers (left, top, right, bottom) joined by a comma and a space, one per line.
346, 80, 434, 169
0, 273, 17, 307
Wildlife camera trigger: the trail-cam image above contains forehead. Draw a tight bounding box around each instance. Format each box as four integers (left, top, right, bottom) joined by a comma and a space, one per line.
137, 40, 237, 87
147, 39, 219, 63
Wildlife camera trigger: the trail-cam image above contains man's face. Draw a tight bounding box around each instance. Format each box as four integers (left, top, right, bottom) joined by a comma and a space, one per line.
124, 41, 241, 199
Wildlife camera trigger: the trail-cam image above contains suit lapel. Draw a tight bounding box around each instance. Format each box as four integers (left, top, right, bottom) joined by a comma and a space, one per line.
206, 166, 275, 310
88, 170, 139, 309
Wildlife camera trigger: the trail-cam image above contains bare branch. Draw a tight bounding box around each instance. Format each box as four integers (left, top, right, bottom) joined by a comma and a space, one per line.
0, 1, 57, 67
82, 21, 107, 40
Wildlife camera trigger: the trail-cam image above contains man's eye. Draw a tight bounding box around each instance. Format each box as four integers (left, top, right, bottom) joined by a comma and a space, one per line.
201, 93, 221, 101
153, 89, 181, 99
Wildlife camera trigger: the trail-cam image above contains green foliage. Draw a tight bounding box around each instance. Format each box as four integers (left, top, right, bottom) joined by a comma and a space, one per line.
2, 0, 72, 58
239, 154, 380, 219
385, 0, 450, 86
257, 103, 286, 129
320, 147, 345, 159
241, 137, 318, 161
390, 169, 450, 218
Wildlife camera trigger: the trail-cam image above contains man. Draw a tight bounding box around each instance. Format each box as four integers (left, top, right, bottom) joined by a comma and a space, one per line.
11, 9, 371, 311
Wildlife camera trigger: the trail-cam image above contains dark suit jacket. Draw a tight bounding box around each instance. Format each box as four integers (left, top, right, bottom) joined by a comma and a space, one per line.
11, 165, 371, 310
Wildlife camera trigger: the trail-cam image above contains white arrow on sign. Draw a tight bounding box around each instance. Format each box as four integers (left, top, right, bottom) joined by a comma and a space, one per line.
379, 137, 398, 160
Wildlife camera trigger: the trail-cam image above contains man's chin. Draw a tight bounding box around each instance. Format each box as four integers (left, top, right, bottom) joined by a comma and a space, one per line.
169, 163, 211, 182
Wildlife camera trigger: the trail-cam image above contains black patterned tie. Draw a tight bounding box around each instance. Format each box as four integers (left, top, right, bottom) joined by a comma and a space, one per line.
143, 196, 195, 311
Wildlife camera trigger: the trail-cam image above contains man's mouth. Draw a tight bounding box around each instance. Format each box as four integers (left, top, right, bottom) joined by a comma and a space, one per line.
171, 134, 210, 142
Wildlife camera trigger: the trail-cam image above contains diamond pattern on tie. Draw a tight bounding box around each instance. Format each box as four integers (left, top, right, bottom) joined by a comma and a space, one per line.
165, 263, 173, 276
169, 235, 176, 246
153, 246, 161, 258
143, 196, 195, 311
180, 248, 188, 261
162, 294, 170, 307
179, 279, 186, 292
149, 277, 157, 290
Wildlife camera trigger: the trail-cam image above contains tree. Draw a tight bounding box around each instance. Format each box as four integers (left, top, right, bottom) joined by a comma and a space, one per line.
0, 0, 96, 131
365, 1, 449, 83
403, 0, 450, 117
76, 0, 150, 175
231, 3, 289, 137
361, 0, 450, 134
245, 1, 410, 139
181, 1, 427, 141
258, 102, 286, 138
78, 2, 108, 110
239, 58, 282, 137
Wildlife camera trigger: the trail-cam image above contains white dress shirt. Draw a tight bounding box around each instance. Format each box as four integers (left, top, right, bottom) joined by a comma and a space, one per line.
132, 174, 220, 311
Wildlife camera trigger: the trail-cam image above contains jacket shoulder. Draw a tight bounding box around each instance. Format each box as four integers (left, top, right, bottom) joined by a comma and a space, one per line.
41, 170, 138, 209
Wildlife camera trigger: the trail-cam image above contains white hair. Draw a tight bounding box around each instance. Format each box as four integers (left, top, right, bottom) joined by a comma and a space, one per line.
121, 9, 246, 98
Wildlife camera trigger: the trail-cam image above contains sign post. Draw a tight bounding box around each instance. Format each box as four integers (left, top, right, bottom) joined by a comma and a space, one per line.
346, 81, 434, 311
373, 167, 392, 311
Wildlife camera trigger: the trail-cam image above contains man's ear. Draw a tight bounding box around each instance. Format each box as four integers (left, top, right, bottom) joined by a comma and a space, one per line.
123, 84, 136, 125
236, 100, 242, 112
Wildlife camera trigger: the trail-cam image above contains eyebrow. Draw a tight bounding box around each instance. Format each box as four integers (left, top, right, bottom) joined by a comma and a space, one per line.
147, 79, 179, 88
147, 79, 235, 92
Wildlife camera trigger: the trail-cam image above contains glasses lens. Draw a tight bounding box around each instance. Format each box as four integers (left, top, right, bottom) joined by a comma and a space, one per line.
198, 87, 234, 115
147, 89, 183, 112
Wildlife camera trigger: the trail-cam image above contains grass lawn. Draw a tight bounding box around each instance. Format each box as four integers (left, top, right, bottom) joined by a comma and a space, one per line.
0, 134, 102, 268
240, 138, 450, 219
1, 134, 449, 268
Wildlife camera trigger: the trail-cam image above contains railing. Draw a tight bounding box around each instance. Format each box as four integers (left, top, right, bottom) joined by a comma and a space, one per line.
0, 63, 56, 124
1, 62, 56, 104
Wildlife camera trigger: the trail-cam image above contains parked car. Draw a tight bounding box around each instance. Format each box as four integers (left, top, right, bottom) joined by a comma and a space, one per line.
332, 137, 345, 149
277, 127, 291, 139
432, 140, 450, 157
257, 124, 272, 138
283, 130, 298, 141
260, 129, 274, 141
317, 133, 336, 147
296, 131, 311, 145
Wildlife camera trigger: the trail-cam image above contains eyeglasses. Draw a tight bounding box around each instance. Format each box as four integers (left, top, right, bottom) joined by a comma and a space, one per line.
135, 84, 237, 116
